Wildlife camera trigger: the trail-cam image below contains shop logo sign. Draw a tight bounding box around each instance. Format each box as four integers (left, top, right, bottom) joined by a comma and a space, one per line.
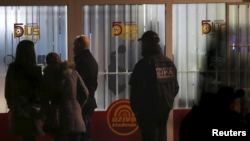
107, 99, 138, 136
202, 20, 226, 35
14, 23, 40, 42
112, 22, 138, 41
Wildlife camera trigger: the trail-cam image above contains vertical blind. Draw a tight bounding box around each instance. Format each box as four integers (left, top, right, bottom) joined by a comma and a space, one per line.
228, 4, 250, 109
0, 6, 67, 113
173, 3, 250, 109
173, 3, 227, 108
82, 4, 166, 110
2, 3, 250, 112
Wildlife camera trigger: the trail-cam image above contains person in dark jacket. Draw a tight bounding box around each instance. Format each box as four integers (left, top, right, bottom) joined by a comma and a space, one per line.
179, 92, 219, 141
5, 40, 45, 141
215, 87, 247, 133
73, 35, 98, 141
179, 86, 247, 141
129, 31, 179, 141
42, 52, 89, 141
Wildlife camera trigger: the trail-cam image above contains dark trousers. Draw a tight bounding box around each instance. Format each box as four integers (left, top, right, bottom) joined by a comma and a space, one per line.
54, 133, 81, 141
81, 107, 95, 141
135, 112, 169, 141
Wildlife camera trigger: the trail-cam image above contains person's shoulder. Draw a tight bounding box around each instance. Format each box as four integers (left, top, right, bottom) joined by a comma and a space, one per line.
8, 62, 15, 67
150, 54, 174, 62
163, 56, 174, 63
62, 68, 73, 74
6, 63, 15, 70
29, 65, 42, 77
29, 65, 41, 72
33, 65, 42, 71
77, 52, 97, 63
6, 63, 16, 75
134, 58, 146, 67
130, 59, 145, 73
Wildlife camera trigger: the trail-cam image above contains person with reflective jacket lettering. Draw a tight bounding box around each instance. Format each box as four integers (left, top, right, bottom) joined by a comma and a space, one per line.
129, 30, 179, 141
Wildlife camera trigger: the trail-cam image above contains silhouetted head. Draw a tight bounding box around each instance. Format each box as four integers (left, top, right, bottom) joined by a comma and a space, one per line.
73, 35, 90, 56
216, 86, 244, 112
138, 30, 160, 44
138, 31, 162, 57
15, 40, 36, 65
118, 45, 126, 54
198, 92, 217, 109
46, 52, 61, 66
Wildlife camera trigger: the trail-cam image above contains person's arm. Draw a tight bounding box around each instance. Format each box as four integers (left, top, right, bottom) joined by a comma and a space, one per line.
76, 60, 98, 97
174, 64, 179, 96
129, 61, 146, 114
76, 71, 89, 108
5, 66, 13, 109
86, 67, 98, 96
39, 74, 51, 107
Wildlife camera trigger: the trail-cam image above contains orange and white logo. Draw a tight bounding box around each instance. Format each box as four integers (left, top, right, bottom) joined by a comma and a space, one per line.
14, 23, 40, 43
202, 20, 225, 35
112, 22, 138, 41
14, 23, 24, 38
107, 99, 138, 136
112, 22, 123, 36
202, 20, 211, 35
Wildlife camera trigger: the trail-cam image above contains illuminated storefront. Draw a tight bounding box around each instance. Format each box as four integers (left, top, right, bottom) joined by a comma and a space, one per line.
0, 6, 67, 112
0, 4, 166, 112
173, 3, 250, 110
82, 4, 165, 109
1, 1, 250, 141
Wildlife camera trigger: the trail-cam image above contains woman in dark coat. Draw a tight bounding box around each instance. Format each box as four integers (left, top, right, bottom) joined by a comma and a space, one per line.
42, 52, 89, 141
5, 40, 45, 141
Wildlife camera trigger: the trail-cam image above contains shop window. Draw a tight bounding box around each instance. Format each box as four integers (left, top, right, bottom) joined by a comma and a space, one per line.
82, 4, 166, 110
173, 3, 227, 108
228, 4, 250, 111
173, 3, 250, 109
0, 6, 67, 113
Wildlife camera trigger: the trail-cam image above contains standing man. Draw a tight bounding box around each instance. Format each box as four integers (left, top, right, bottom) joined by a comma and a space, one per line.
73, 35, 98, 141
129, 31, 179, 141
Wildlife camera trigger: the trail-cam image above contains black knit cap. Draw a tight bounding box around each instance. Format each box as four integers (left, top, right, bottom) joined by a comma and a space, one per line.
138, 30, 160, 43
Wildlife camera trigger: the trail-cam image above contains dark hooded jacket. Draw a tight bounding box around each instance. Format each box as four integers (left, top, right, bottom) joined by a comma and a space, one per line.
129, 44, 179, 117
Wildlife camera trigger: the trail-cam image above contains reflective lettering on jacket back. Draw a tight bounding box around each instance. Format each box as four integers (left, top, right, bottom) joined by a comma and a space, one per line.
155, 62, 175, 83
